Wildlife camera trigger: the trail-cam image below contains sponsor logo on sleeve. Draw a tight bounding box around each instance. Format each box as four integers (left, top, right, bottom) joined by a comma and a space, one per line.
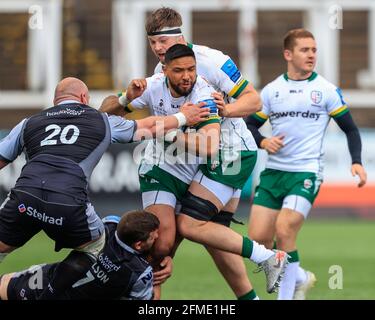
221, 59, 241, 83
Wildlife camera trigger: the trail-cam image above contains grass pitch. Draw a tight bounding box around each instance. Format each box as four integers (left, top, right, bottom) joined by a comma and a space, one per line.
1, 219, 374, 300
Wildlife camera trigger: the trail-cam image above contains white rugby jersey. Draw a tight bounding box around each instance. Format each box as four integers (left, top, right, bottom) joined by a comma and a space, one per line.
132, 73, 220, 184
154, 43, 257, 153
255, 72, 349, 174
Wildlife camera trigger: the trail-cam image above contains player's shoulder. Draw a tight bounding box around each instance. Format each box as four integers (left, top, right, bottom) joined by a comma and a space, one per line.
313, 73, 338, 91
147, 73, 165, 86
154, 62, 163, 74
262, 74, 285, 92
102, 215, 120, 225
195, 75, 212, 89
192, 43, 229, 66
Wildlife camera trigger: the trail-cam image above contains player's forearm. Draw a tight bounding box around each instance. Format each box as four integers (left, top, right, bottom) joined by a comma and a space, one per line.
134, 113, 185, 140
334, 112, 362, 164
99, 95, 127, 117
178, 132, 219, 157
345, 129, 362, 164
245, 115, 266, 148
225, 89, 262, 117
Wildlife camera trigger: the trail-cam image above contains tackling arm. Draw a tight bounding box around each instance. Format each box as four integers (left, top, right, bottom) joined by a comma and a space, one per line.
99, 95, 128, 117
133, 102, 209, 141
175, 123, 221, 157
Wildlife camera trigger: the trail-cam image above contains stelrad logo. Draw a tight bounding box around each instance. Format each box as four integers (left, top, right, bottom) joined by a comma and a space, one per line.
18, 204, 63, 226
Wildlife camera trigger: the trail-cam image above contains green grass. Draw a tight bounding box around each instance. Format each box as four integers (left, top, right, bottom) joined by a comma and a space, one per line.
1, 220, 374, 300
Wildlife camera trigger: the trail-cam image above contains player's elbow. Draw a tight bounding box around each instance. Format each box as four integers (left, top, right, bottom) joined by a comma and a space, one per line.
249, 92, 262, 113
255, 96, 262, 112
242, 88, 262, 114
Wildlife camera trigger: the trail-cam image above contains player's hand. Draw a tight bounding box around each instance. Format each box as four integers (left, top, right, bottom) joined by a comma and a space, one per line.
260, 135, 285, 154
99, 95, 125, 116
351, 163, 367, 188
180, 102, 210, 126
153, 256, 173, 286
127, 79, 147, 101
211, 92, 227, 117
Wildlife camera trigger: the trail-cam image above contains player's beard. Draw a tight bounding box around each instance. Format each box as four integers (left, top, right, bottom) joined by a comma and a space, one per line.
169, 77, 196, 97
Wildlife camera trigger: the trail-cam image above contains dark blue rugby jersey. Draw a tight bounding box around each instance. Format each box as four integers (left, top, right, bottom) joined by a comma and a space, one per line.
67, 217, 153, 299
7, 217, 154, 300
0, 102, 136, 201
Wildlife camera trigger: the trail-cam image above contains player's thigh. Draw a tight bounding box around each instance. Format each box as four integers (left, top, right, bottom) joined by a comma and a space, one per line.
0, 190, 41, 249
190, 170, 238, 210
248, 204, 278, 247
221, 191, 241, 213
145, 203, 176, 235
145, 202, 177, 255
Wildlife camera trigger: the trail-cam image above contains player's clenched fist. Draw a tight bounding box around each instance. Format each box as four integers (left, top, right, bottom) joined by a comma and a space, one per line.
261, 135, 285, 154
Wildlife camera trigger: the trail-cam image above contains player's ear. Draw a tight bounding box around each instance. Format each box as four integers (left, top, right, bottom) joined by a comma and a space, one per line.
283, 49, 292, 62
80, 92, 90, 105
162, 64, 167, 75
133, 240, 142, 251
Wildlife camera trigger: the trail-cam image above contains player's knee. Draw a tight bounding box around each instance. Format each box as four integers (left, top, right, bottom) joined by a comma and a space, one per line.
153, 241, 174, 260
176, 215, 193, 239
180, 191, 218, 222
275, 225, 293, 242
76, 232, 105, 258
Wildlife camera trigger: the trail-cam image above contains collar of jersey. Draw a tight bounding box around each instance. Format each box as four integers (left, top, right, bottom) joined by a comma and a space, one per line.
187, 42, 193, 49
115, 231, 141, 255
57, 99, 81, 105
283, 71, 317, 82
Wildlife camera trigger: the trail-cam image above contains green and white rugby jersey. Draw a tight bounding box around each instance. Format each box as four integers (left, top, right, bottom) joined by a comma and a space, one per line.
131, 73, 220, 184
155, 43, 257, 154
255, 72, 349, 174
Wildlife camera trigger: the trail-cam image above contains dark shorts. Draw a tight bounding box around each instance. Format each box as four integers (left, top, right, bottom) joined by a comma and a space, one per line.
0, 188, 104, 251
7, 263, 61, 300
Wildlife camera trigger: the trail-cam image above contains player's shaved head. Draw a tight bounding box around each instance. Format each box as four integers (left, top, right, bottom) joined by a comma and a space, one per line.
54, 77, 90, 105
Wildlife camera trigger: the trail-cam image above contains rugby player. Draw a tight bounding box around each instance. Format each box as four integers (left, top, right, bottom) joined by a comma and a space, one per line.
246, 29, 367, 299
102, 42, 287, 299
0, 77, 208, 299
0, 210, 159, 300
